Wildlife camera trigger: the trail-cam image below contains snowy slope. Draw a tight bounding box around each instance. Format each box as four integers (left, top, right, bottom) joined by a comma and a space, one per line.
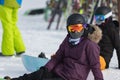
0, 0, 120, 79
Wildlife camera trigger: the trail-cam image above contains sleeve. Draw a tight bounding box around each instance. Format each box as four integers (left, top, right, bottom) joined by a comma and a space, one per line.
86, 42, 104, 80
45, 37, 67, 72
109, 26, 120, 68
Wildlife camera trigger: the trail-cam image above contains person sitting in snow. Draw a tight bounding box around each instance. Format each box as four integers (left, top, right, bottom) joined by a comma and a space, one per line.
4, 13, 104, 80
94, 6, 120, 69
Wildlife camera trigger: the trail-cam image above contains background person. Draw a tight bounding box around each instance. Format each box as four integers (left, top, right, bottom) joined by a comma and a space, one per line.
94, 6, 120, 69
0, 0, 26, 56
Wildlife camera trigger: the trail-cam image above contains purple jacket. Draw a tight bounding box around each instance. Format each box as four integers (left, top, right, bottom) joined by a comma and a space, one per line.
45, 34, 103, 80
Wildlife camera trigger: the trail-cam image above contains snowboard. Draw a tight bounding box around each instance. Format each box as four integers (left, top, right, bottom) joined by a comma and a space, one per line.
24, 8, 45, 15
21, 55, 49, 72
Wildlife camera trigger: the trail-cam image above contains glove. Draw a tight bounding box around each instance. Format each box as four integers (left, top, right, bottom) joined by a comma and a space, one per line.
2, 67, 48, 80
40, 66, 49, 73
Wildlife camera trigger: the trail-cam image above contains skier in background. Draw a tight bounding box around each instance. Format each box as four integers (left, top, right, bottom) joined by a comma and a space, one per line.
72, 0, 81, 13
94, 6, 120, 69
44, 0, 56, 21
47, 0, 67, 30
4, 13, 103, 80
0, 0, 26, 56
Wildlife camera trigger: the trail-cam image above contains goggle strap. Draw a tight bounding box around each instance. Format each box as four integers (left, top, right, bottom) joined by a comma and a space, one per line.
104, 11, 112, 19
83, 24, 87, 28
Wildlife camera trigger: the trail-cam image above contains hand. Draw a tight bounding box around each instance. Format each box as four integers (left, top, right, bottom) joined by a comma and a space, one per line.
40, 66, 48, 72
51, 54, 56, 58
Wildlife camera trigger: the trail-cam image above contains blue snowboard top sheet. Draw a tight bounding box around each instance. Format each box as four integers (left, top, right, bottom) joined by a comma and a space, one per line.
22, 55, 49, 72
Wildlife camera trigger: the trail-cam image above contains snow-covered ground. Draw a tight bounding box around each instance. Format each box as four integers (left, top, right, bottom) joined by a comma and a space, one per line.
0, 0, 120, 80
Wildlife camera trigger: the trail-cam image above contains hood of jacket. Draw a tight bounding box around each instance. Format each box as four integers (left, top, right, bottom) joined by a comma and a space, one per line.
87, 25, 102, 43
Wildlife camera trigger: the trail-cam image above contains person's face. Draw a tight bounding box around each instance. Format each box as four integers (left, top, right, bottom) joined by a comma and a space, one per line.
68, 24, 84, 39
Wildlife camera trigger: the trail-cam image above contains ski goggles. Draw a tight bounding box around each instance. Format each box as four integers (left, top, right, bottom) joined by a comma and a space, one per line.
68, 24, 84, 32
95, 15, 105, 21
95, 12, 112, 22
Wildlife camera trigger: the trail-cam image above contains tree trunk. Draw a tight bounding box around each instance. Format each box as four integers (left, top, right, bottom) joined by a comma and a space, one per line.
118, 0, 120, 32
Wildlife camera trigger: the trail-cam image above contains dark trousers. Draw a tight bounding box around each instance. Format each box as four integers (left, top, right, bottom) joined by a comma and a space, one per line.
11, 67, 64, 80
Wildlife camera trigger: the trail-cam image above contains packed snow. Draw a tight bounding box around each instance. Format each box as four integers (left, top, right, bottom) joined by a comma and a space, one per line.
0, 0, 120, 80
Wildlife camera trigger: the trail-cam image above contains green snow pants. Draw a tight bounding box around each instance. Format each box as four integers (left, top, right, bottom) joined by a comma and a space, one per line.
0, 5, 26, 56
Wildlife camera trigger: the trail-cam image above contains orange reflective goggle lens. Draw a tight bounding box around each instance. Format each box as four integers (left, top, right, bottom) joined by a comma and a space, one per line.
68, 24, 84, 32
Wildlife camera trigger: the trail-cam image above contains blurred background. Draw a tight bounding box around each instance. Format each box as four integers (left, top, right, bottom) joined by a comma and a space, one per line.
24, 0, 119, 30
0, 0, 120, 79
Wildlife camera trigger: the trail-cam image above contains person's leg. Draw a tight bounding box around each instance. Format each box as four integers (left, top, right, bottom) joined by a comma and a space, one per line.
47, 10, 56, 30
42, 69, 64, 80
56, 10, 62, 30
11, 67, 64, 80
11, 67, 45, 80
0, 6, 14, 56
12, 8, 26, 54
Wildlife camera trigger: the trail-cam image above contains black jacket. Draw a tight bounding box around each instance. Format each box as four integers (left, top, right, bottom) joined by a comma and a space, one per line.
98, 19, 120, 68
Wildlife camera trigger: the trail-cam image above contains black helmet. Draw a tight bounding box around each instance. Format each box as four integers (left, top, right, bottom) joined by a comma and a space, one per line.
66, 13, 86, 39
67, 13, 86, 26
95, 6, 112, 15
